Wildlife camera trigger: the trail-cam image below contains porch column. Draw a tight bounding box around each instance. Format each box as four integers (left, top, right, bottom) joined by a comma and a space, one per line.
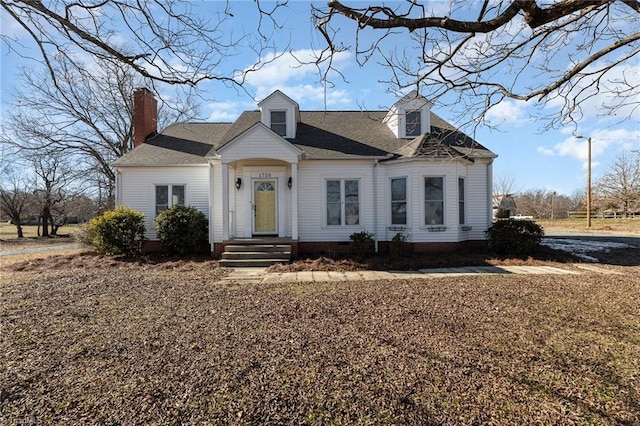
291, 162, 298, 240
222, 162, 229, 241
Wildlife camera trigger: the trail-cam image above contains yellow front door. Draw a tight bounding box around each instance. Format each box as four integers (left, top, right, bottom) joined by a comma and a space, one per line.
254, 180, 276, 234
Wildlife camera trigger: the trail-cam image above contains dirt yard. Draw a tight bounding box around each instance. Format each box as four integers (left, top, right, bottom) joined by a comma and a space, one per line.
1, 254, 639, 424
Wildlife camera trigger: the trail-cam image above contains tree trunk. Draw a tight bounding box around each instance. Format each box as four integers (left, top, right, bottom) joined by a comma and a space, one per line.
41, 209, 50, 237
15, 222, 24, 238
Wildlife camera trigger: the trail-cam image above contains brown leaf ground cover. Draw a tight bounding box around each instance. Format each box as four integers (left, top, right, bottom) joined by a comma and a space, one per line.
1, 254, 639, 425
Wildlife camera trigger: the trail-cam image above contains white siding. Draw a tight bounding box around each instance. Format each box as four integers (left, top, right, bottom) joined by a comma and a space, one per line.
118, 166, 210, 240
298, 160, 376, 242
210, 161, 223, 243
218, 125, 300, 163
375, 159, 491, 244
259, 91, 298, 137
465, 159, 492, 240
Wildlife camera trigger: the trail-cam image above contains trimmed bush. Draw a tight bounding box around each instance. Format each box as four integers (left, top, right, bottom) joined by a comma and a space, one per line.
88, 206, 145, 256
155, 205, 208, 254
349, 231, 375, 261
485, 219, 544, 255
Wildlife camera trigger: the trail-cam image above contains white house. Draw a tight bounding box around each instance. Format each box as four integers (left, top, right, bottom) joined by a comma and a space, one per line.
113, 88, 497, 258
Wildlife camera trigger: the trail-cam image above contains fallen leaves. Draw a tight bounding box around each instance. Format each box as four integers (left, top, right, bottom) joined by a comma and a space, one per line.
1, 256, 639, 424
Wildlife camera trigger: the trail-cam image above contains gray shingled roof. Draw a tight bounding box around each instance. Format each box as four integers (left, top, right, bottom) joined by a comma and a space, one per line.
113, 122, 232, 166
113, 110, 495, 166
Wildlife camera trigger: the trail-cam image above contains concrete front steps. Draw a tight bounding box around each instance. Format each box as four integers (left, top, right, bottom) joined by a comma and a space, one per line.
219, 240, 292, 268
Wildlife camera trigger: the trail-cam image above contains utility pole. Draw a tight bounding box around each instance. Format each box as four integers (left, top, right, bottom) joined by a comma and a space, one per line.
586, 137, 592, 228
575, 135, 593, 228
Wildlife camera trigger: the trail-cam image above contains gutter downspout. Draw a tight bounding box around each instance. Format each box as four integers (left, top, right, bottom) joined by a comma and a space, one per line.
115, 169, 121, 207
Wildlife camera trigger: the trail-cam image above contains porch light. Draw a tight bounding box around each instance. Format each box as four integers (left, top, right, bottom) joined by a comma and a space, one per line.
287, 176, 292, 189
235, 177, 242, 190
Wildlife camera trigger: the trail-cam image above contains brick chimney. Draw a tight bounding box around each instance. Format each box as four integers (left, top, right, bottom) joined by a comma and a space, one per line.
133, 88, 158, 147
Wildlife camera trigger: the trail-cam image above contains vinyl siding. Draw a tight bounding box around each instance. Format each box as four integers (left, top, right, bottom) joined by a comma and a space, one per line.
376, 159, 490, 244
298, 160, 376, 242
465, 160, 492, 240
118, 166, 210, 240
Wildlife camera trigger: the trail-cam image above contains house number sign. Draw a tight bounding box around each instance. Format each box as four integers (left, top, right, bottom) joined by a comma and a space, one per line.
258, 172, 272, 178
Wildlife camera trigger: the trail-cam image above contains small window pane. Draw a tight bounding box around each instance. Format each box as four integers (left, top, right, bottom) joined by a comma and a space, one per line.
156, 185, 168, 215
345, 202, 359, 225
345, 180, 358, 201
345, 180, 359, 225
458, 178, 465, 224
257, 182, 275, 192
391, 178, 407, 225
327, 203, 341, 225
271, 111, 286, 136
391, 178, 406, 202
425, 202, 444, 225
327, 180, 341, 225
172, 185, 185, 206
327, 181, 340, 202
406, 111, 421, 137
425, 177, 443, 200
425, 177, 444, 225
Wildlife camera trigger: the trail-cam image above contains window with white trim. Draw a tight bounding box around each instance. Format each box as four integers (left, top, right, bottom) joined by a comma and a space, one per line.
405, 110, 421, 137
155, 184, 185, 216
424, 177, 444, 225
326, 179, 359, 226
391, 177, 407, 225
458, 177, 465, 224
270, 111, 287, 136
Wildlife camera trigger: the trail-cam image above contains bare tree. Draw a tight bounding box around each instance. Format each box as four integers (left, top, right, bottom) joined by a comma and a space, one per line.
315, 1, 640, 128
594, 151, 640, 216
2, 55, 199, 207
1, 0, 288, 88
0, 167, 34, 238
493, 174, 520, 196
30, 154, 71, 237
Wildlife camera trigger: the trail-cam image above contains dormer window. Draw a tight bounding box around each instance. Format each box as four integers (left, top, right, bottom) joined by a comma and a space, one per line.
406, 110, 421, 137
270, 111, 287, 136
383, 91, 432, 139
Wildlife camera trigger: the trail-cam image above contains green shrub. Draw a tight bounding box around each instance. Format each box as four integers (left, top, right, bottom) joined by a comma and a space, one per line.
88, 206, 145, 256
349, 231, 375, 261
155, 205, 208, 254
485, 219, 544, 255
389, 232, 412, 260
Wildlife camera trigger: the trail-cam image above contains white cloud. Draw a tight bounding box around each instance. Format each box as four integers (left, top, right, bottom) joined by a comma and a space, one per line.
537, 127, 640, 170
485, 99, 530, 126
242, 49, 353, 107
205, 101, 245, 122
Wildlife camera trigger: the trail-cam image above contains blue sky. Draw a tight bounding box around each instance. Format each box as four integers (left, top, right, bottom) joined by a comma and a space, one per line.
1, 1, 638, 196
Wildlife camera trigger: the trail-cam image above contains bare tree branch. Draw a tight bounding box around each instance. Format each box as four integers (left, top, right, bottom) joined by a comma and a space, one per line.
1, 0, 289, 87
317, 0, 640, 128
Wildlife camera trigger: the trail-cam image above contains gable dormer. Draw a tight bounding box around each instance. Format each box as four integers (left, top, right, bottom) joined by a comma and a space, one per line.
383, 90, 433, 139
258, 90, 300, 139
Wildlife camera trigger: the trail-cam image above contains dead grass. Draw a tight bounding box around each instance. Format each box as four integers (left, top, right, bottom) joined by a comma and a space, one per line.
1, 255, 639, 424
537, 218, 640, 235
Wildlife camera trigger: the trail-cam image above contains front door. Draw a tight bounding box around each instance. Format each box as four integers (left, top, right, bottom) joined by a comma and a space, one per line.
253, 180, 277, 235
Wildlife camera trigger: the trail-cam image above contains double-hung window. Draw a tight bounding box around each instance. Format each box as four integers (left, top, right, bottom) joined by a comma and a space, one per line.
405, 110, 421, 137
270, 111, 287, 136
424, 177, 444, 225
458, 177, 465, 224
155, 184, 185, 216
326, 179, 359, 226
391, 177, 407, 225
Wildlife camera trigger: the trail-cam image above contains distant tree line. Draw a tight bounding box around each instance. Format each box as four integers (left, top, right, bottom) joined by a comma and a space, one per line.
495, 151, 640, 219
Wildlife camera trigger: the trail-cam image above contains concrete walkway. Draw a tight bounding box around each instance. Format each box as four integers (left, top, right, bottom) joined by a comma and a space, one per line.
220, 264, 621, 284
